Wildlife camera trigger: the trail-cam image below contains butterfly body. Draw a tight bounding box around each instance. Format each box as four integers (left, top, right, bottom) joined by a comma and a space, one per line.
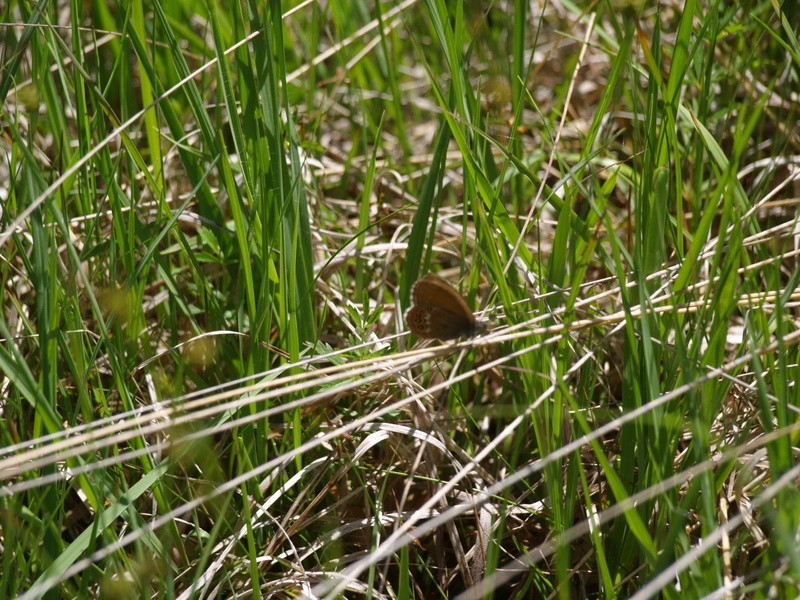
406, 274, 485, 340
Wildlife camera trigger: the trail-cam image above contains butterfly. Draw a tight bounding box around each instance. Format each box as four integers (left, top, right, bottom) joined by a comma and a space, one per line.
406, 274, 486, 340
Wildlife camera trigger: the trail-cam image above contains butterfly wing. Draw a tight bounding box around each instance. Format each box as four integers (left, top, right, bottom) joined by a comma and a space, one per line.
409, 274, 476, 339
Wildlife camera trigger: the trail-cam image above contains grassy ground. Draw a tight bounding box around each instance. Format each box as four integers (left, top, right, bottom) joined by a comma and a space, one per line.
2, 0, 800, 598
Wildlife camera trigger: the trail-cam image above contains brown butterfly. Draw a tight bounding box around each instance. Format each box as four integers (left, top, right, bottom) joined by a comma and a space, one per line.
406, 274, 486, 340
